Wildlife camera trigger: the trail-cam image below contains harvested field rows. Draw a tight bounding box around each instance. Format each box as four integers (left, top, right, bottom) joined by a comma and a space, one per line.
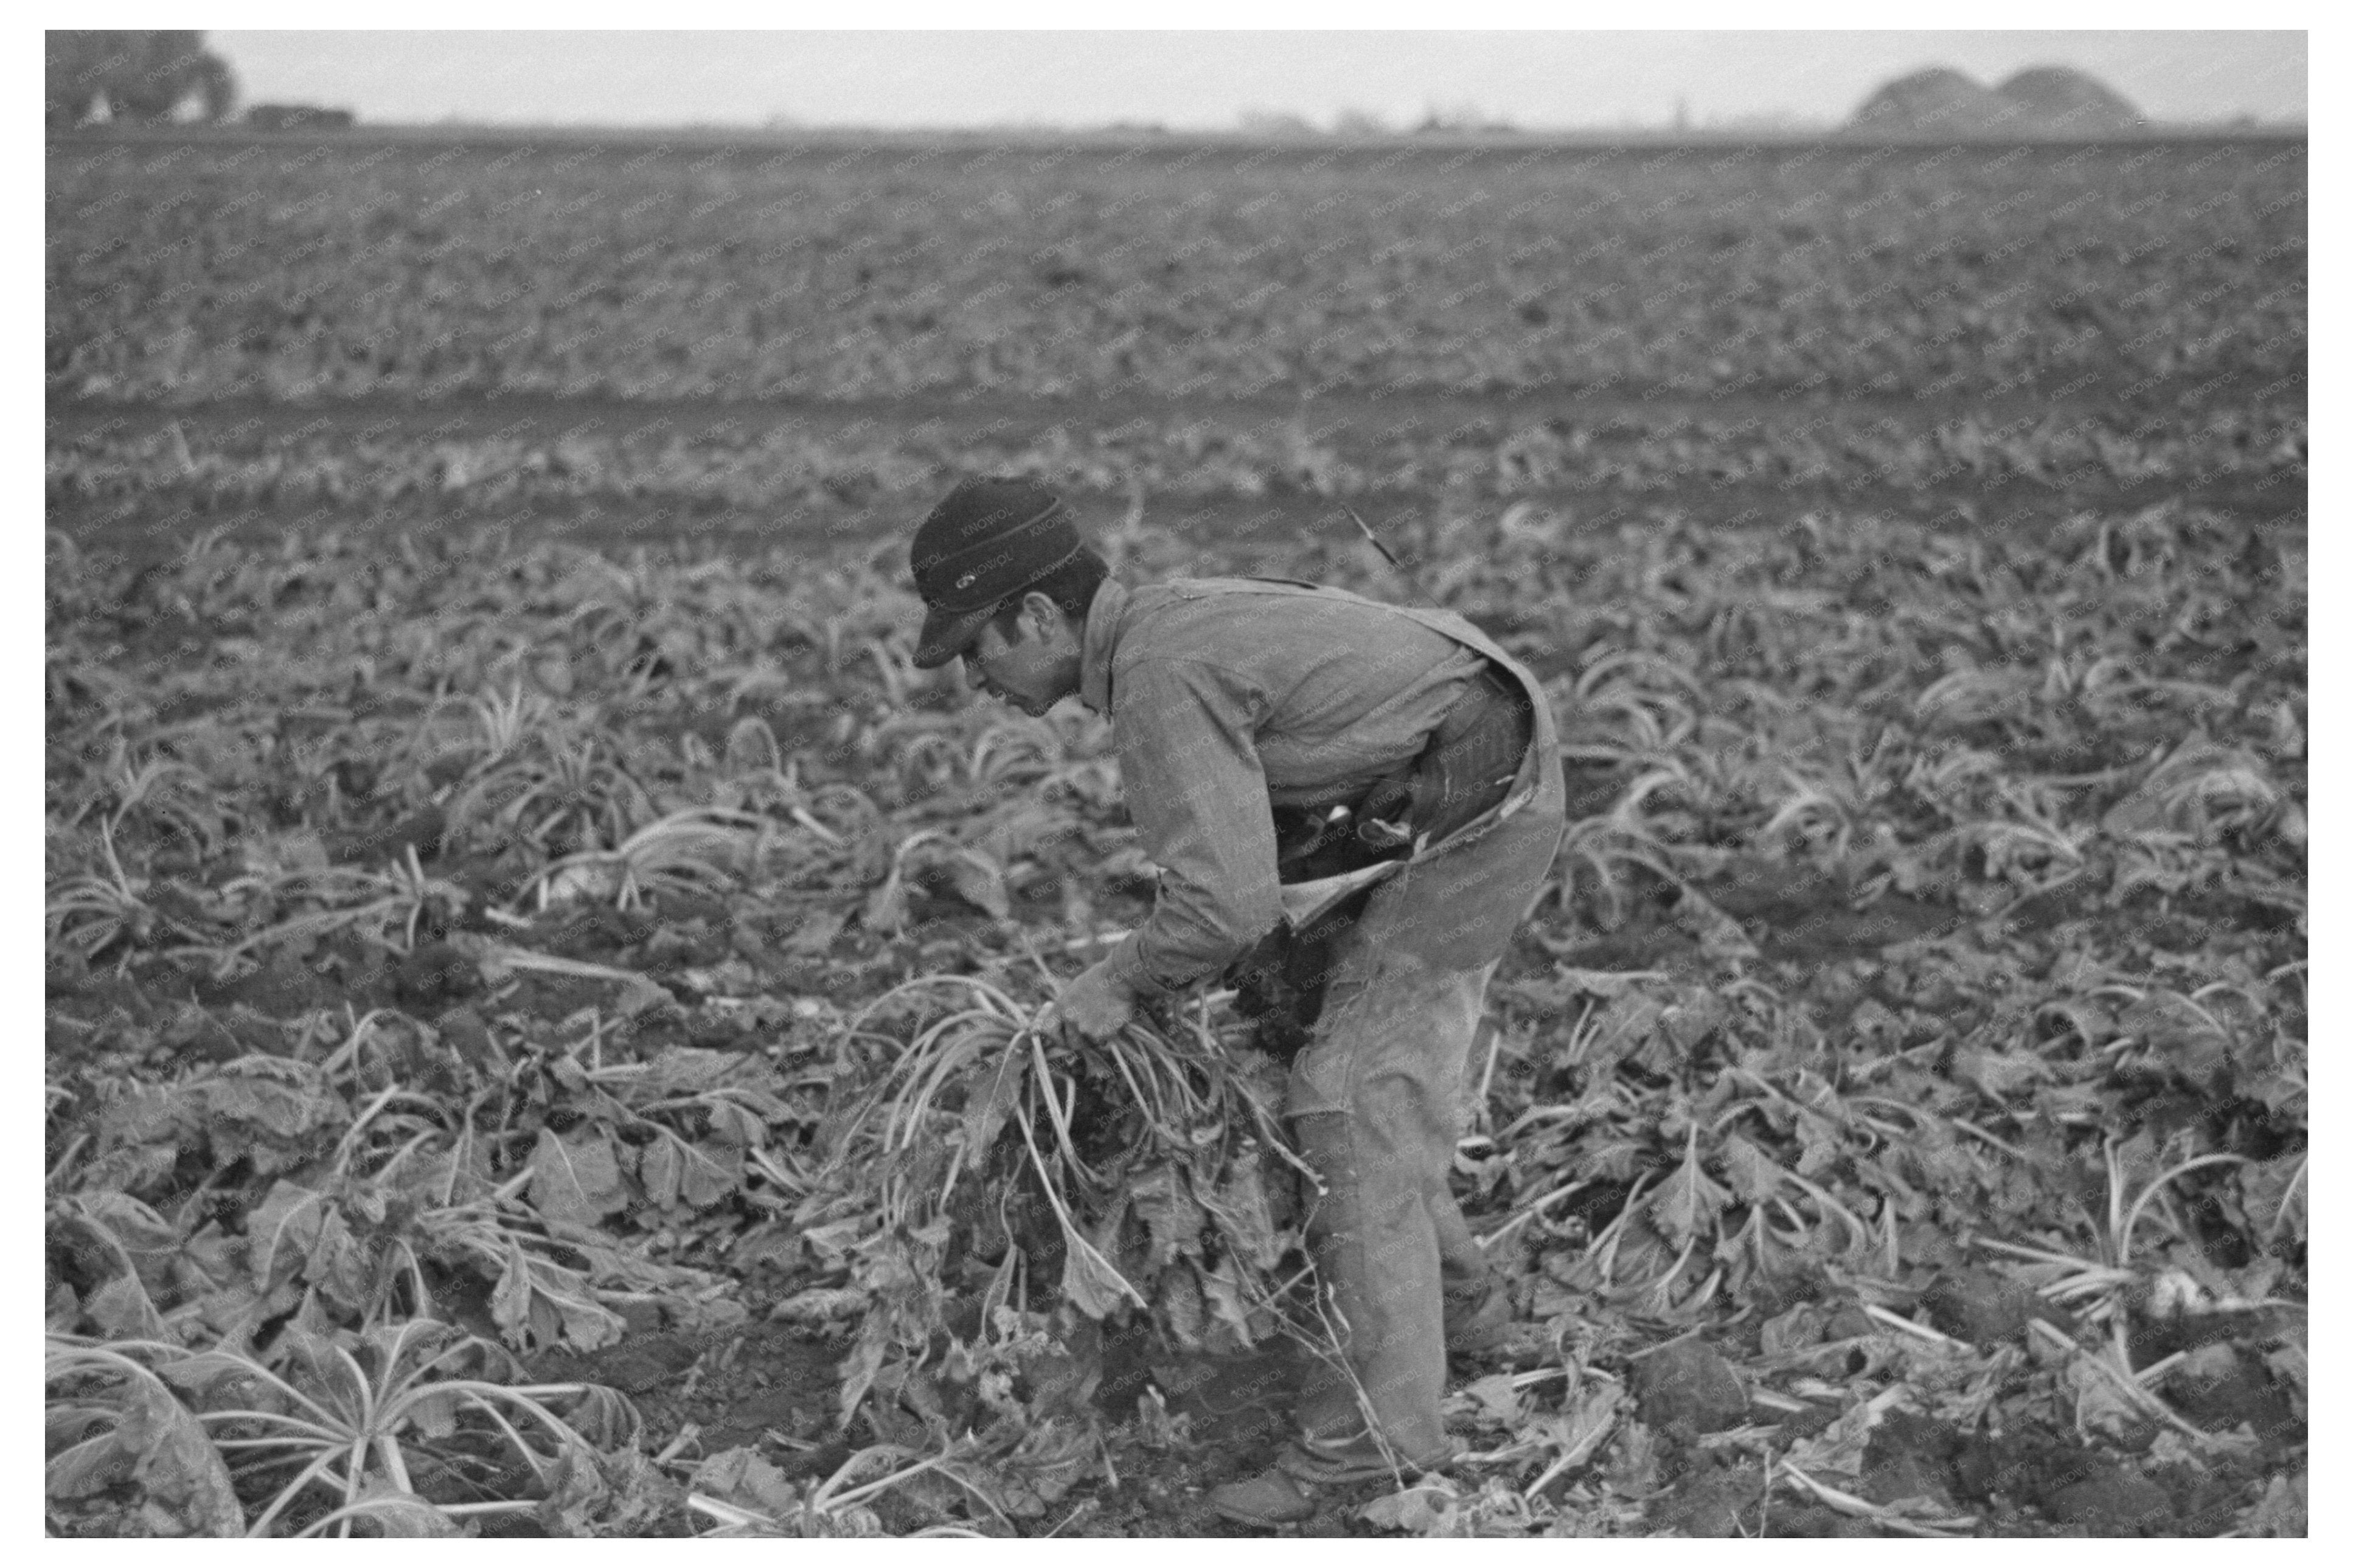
45, 131, 2304, 1538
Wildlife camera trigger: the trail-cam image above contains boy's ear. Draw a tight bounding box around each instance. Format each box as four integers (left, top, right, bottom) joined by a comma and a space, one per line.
1021, 589, 1062, 639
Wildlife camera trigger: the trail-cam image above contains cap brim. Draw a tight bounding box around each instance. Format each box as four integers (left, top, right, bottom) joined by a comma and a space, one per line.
912, 602, 996, 669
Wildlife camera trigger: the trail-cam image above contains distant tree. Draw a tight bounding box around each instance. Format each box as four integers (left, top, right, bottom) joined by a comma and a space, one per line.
1847, 66, 2007, 136
1849, 63, 2146, 138
1995, 66, 2144, 136
1237, 108, 1316, 137
45, 32, 109, 127
46, 30, 237, 128
193, 53, 237, 122
1330, 106, 1388, 136
1414, 101, 1516, 135
1712, 109, 1831, 134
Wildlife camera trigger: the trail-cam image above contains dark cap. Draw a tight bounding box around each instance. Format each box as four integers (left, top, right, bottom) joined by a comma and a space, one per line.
907, 477, 1083, 669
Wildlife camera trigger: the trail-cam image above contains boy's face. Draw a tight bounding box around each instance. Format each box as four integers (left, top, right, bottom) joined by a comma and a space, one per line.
961, 598, 1079, 717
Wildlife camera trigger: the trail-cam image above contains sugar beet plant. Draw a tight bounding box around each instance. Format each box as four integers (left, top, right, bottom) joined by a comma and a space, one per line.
803, 973, 1302, 1421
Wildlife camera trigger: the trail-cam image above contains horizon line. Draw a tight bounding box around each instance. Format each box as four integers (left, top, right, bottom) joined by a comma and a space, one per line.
52, 115, 2307, 137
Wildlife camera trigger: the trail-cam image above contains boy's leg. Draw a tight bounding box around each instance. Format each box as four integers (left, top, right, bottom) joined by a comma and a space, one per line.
1277, 946, 1491, 1480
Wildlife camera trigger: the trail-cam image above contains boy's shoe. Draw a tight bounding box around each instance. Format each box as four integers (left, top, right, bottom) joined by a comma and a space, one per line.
1214, 1430, 1464, 1525
1208, 1468, 1319, 1527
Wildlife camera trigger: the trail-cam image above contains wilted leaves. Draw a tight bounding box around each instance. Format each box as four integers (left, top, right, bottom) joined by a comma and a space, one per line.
1127, 1164, 1208, 1273
85, 1057, 349, 1198
1647, 1127, 1733, 1247
529, 1128, 630, 1229
45, 1364, 243, 1538
639, 1130, 740, 1212
1715, 1133, 1786, 1209
490, 1234, 627, 1353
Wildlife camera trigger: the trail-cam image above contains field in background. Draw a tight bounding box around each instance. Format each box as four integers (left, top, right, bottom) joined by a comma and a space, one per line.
50, 134, 2303, 557
45, 133, 2305, 1539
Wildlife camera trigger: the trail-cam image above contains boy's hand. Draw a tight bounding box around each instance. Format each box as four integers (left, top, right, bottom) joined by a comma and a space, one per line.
1055, 959, 1136, 1042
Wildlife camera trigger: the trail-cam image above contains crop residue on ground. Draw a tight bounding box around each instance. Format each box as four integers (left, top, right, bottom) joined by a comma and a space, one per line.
45, 130, 2304, 1539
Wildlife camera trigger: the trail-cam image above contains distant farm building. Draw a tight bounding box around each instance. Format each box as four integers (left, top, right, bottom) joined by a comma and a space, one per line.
246, 104, 356, 132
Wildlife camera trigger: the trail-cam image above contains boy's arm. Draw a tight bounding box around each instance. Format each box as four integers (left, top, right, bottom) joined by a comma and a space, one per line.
1098, 657, 1282, 999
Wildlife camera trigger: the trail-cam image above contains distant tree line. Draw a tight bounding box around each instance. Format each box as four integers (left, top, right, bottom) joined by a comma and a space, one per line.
246, 105, 356, 132
1236, 103, 1520, 137
47, 30, 236, 128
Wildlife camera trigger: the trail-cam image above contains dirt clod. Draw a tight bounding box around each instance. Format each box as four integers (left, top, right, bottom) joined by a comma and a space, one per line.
1952, 1433, 2086, 1505
1857, 1410, 1962, 1507
1633, 1339, 1748, 1435
1652, 1456, 1765, 1536
436, 1004, 494, 1067
395, 939, 482, 1005
1767, 1503, 1879, 1538
1922, 1266, 2038, 1345
2161, 1341, 2300, 1439
2045, 1464, 2174, 1534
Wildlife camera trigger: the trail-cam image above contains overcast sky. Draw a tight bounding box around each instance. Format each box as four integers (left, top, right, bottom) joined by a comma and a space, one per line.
206, 28, 2307, 131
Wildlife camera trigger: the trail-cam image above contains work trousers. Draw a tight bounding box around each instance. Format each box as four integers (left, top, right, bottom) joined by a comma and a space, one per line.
1280, 948, 1498, 1478
1275, 831, 1560, 1479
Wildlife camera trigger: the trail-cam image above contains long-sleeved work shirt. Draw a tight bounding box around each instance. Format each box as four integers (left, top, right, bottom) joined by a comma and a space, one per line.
1077, 575, 1500, 998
